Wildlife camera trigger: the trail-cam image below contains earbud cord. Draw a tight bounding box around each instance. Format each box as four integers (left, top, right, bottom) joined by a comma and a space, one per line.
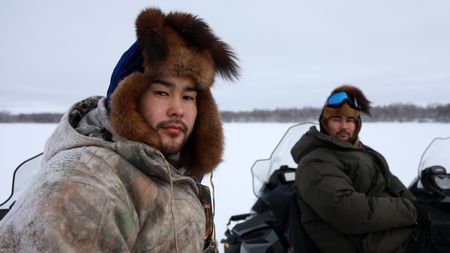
209, 172, 217, 247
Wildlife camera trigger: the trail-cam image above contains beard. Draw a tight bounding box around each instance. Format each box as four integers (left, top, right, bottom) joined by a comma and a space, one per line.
156, 119, 190, 155
334, 129, 353, 141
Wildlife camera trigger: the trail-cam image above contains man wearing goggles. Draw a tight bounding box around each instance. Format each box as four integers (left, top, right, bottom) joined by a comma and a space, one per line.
291, 85, 435, 253
320, 89, 365, 143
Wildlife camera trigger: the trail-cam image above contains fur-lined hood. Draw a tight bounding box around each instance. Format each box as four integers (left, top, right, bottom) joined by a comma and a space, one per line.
108, 8, 240, 177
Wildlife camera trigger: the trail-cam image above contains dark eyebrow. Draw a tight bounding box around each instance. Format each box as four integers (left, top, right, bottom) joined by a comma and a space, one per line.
152, 79, 198, 92
152, 79, 173, 87
185, 86, 198, 93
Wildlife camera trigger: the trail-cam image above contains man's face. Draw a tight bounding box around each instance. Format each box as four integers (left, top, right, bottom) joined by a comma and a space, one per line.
139, 75, 198, 156
325, 115, 357, 142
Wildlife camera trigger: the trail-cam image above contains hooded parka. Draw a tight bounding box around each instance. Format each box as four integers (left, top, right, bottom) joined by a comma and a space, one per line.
292, 126, 418, 253
0, 97, 206, 252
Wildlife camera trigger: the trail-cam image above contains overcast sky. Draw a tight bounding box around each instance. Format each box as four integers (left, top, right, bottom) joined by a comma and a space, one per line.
1, 0, 450, 113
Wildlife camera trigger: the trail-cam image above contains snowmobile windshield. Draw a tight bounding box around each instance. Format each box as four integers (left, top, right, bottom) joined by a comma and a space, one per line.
417, 137, 450, 191
251, 122, 317, 197
0, 153, 43, 209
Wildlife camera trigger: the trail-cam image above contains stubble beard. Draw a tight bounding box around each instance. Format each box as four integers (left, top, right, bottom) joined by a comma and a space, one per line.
335, 129, 352, 142
159, 134, 188, 155
156, 119, 190, 156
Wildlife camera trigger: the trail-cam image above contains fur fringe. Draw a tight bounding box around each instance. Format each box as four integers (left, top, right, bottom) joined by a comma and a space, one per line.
110, 72, 161, 150
135, 8, 239, 87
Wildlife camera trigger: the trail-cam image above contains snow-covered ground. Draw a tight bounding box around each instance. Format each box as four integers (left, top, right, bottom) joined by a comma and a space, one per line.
1, 122, 450, 251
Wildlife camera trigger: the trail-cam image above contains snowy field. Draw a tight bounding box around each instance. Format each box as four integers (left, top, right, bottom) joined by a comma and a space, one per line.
1, 122, 450, 251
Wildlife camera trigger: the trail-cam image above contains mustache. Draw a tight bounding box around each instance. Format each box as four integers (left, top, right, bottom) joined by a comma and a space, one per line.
156, 119, 188, 134
336, 129, 351, 136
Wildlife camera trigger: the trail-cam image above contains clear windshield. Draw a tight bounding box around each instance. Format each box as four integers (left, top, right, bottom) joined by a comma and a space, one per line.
0, 153, 43, 209
418, 137, 450, 177
251, 122, 317, 197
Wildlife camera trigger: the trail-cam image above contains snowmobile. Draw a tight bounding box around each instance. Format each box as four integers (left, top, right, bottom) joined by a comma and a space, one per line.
220, 122, 450, 253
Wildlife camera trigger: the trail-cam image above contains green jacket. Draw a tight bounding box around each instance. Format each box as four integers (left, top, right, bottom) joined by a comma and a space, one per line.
292, 126, 417, 253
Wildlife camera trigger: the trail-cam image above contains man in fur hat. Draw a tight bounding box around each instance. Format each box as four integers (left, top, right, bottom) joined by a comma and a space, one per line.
291, 85, 433, 253
0, 8, 238, 252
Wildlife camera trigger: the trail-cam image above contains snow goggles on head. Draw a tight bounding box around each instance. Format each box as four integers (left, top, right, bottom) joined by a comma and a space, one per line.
325, 91, 361, 110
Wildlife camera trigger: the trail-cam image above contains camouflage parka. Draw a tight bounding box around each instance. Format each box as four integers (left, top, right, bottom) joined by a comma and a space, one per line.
0, 97, 207, 253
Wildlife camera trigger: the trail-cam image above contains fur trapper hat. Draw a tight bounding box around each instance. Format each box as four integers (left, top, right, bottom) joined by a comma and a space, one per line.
319, 85, 371, 143
107, 8, 239, 177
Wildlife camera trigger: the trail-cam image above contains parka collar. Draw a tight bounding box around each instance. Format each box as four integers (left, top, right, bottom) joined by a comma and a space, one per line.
291, 126, 362, 164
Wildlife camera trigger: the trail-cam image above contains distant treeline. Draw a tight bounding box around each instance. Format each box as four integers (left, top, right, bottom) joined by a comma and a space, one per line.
1, 103, 450, 123
0, 112, 63, 123
221, 103, 450, 123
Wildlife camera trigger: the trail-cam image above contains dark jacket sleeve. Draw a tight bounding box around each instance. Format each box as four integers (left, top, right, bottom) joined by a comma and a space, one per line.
296, 157, 417, 235
389, 173, 416, 201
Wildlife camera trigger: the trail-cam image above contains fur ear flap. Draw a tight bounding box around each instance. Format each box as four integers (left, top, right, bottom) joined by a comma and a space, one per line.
180, 89, 224, 177
166, 12, 240, 81
110, 72, 161, 149
135, 8, 168, 61
331, 84, 372, 116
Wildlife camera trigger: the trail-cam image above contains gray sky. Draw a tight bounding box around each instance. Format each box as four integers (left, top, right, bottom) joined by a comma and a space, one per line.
1, 0, 450, 113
